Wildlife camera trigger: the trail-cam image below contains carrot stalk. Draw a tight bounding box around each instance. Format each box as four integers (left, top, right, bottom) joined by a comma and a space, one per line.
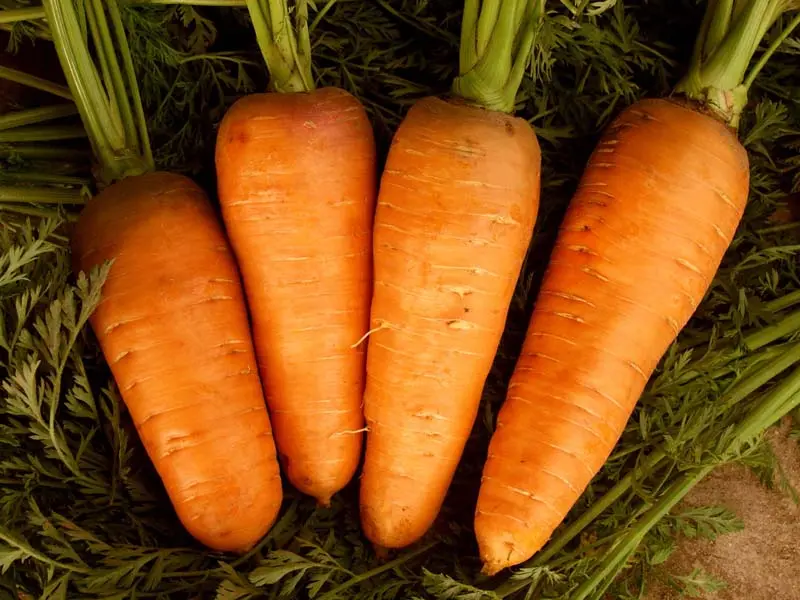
43, 0, 282, 551
359, 0, 544, 550
0, 125, 86, 142
0, 6, 46, 23
216, 0, 376, 505
0, 105, 78, 131
0, 186, 86, 205
0, 65, 73, 100
476, 0, 800, 575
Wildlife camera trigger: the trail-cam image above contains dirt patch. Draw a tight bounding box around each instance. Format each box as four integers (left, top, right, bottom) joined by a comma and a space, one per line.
644, 420, 800, 600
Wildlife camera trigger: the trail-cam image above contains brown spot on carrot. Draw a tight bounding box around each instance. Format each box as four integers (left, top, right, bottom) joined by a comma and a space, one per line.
504, 121, 515, 136
229, 128, 249, 145
565, 244, 596, 255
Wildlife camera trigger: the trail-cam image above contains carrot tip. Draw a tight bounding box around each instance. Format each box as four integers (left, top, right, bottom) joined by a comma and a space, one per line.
481, 562, 504, 577
350, 320, 390, 348
373, 544, 390, 561
316, 496, 332, 509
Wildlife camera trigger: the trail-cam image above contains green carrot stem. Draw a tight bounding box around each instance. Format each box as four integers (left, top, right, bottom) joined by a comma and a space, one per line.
0, 6, 46, 24
675, 0, 798, 128
309, 0, 340, 33
0, 203, 79, 221
666, 307, 800, 390
0, 186, 87, 205
42, 0, 153, 185
0, 172, 92, 186
452, 0, 544, 113
756, 221, 800, 235
0, 144, 90, 160
718, 341, 800, 412
246, 0, 314, 93
568, 466, 714, 600
734, 363, 800, 440
107, 0, 154, 169
0, 66, 73, 100
0, 126, 87, 143
0, 105, 78, 131
743, 307, 800, 350
764, 290, 800, 313
743, 10, 800, 88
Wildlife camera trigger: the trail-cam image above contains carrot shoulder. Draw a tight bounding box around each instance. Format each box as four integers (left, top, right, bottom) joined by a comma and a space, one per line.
476, 98, 749, 574
72, 172, 283, 552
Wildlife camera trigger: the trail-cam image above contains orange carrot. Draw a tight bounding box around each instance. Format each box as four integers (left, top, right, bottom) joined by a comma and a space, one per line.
473, 0, 795, 573
72, 173, 282, 552
45, 0, 282, 552
215, 2, 376, 505
360, 1, 543, 549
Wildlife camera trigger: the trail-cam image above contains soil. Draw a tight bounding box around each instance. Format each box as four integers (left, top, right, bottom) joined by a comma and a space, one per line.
642, 419, 800, 600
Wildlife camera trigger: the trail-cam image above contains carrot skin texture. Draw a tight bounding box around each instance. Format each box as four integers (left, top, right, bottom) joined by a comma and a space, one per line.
476, 99, 750, 574
215, 88, 376, 505
360, 97, 541, 549
71, 172, 282, 553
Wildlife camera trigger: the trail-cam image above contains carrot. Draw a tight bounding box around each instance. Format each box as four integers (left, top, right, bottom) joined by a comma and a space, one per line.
72, 173, 282, 552
360, 0, 543, 549
215, 1, 375, 505
475, 0, 797, 574
44, 0, 282, 552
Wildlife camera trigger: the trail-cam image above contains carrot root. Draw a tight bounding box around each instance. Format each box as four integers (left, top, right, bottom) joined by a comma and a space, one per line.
360, 96, 541, 549
215, 87, 377, 505
72, 172, 283, 552
475, 98, 749, 572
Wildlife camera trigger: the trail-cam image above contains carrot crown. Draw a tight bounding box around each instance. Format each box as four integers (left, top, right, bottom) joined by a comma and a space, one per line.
675, 0, 800, 129
42, 0, 154, 187
246, 0, 315, 93
452, 0, 544, 114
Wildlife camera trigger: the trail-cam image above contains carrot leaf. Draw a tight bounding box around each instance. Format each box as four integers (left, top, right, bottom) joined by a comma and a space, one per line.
675, 0, 800, 128
452, 0, 544, 113
246, 0, 315, 93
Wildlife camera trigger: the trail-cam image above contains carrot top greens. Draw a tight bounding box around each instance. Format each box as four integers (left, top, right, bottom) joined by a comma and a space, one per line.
676, 0, 800, 128
452, 0, 544, 113
42, 0, 153, 186
246, 0, 315, 93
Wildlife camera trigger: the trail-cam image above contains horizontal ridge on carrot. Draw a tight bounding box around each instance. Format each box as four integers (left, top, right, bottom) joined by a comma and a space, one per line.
475, 0, 800, 575
44, 0, 282, 552
216, 0, 376, 506
360, 0, 544, 550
